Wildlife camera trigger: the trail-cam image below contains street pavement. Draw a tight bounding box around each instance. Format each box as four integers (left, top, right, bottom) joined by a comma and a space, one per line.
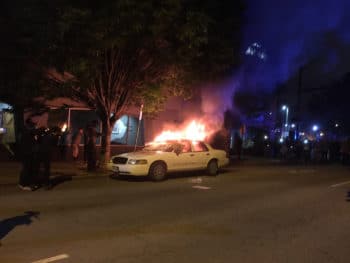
0, 157, 274, 186
0, 158, 350, 263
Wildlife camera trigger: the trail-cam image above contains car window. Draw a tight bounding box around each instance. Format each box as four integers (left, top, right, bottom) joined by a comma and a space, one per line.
143, 142, 173, 152
192, 141, 209, 152
181, 141, 192, 153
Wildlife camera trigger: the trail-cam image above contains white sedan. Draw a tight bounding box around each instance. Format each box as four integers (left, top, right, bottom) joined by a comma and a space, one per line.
110, 140, 229, 181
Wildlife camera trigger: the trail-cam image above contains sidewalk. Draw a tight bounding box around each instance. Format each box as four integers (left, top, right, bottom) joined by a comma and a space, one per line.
0, 161, 112, 186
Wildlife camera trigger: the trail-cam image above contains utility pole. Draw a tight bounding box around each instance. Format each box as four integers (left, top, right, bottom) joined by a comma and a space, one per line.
134, 104, 143, 151
296, 66, 303, 140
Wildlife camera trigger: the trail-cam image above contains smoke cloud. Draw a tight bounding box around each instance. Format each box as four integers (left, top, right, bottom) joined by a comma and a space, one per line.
162, 1, 350, 136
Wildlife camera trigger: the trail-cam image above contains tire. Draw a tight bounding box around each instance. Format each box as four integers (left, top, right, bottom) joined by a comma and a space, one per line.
207, 160, 218, 176
149, 162, 167, 181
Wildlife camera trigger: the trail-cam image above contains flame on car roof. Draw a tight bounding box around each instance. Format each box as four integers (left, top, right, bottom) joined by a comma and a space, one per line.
153, 120, 207, 142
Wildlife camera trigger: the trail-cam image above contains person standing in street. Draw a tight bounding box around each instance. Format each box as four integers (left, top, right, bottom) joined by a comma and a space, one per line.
36, 127, 57, 190
83, 124, 89, 164
58, 128, 70, 160
72, 128, 83, 161
18, 118, 39, 191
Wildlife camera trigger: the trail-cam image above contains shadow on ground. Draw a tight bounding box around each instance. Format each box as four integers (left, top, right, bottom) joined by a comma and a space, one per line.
109, 174, 148, 182
109, 168, 232, 183
49, 174, 73, 189
0, 211, 40, 245
40, 173, 73, 189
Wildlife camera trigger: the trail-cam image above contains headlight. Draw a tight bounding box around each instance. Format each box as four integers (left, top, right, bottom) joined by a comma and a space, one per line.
128, 159, 148, 165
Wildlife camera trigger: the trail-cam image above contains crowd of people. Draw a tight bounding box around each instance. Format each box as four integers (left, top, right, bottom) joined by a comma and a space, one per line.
265, 136, 350, 165
18, 118, 101, 191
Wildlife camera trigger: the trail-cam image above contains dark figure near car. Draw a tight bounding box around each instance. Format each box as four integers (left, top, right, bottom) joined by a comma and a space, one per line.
18, 118, 39, 191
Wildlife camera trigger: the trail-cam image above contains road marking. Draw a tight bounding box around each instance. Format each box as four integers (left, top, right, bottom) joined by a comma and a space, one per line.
190, 177, 203, 184
288, 169, 315, 174
330, 181, 350, 188
32, 254, 69, 263
192, 185, 211, 190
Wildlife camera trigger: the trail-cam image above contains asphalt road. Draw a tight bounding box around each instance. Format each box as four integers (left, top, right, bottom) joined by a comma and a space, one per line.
1, 162, 350, 263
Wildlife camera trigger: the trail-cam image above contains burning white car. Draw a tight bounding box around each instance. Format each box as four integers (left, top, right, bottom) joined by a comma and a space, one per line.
110, 140, 229, 181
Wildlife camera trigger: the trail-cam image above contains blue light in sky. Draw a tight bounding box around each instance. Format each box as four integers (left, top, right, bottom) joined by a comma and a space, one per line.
245, 42, 267, 60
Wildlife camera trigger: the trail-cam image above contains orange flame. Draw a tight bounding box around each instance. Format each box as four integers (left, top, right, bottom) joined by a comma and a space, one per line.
61, 123, 67, 132
154, 120, 208, 142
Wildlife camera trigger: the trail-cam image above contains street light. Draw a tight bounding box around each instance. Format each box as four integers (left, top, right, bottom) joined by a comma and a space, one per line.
281, 105, 289, 138
312, 125, 319, 132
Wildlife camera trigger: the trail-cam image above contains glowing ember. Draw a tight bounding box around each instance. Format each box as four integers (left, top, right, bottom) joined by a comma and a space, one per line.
154, 120, 208, 142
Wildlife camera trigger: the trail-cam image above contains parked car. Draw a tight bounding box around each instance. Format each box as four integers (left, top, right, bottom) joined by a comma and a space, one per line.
109, 140, 229, 181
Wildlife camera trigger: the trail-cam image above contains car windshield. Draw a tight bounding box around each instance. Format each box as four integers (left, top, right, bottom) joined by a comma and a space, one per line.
143, 142, 175, 152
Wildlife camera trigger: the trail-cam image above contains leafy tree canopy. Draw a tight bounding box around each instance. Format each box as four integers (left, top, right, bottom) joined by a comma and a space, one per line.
46, 0, 246, 162
48, 0, 245, 114
1, 0, 246, 162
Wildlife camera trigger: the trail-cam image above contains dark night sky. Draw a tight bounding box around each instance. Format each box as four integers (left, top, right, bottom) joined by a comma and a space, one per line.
241, 0, 350, 91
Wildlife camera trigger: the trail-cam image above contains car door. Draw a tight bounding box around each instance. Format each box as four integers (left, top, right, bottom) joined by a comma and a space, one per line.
169, 141, 196, 171
190, 141, 212, 169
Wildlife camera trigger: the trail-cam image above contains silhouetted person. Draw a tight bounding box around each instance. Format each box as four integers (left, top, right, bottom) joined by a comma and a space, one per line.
280, 142, 288, 160
234, 132, 243, 160
210, 128, 230, 155
295, 140, 303, 162
86, 121, 101, 171
58, 129, 69, 160
319, 139, 329, 163
83, 124, 89, 163
302, 141, 311, 164
36, 127, 57, 189
18, 119, 39, 191
71, 128, 83, 161
340, 138, 350, 165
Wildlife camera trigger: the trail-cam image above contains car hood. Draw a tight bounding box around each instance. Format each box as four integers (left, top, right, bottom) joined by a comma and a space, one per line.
116, 150, 167, 159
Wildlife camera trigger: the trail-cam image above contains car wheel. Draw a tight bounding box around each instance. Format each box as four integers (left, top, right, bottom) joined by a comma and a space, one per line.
149, 162, 167, 181
207, 160, 218, 176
